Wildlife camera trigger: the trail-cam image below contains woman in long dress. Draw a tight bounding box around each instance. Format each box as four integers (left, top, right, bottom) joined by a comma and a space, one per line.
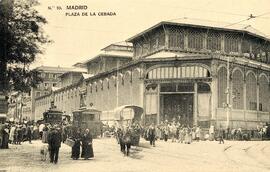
1, 125, 9, 149
81, 129, 94, 160
184, 127, 192, 144
9, 125, 16, 144
71, 129, 81, 160
42, 124, 49, 143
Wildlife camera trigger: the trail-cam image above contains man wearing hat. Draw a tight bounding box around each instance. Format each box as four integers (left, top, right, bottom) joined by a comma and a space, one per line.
47, 125, 62, 164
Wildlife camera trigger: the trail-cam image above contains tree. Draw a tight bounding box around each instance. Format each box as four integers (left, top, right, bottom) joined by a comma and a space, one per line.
0, 0, 50, 94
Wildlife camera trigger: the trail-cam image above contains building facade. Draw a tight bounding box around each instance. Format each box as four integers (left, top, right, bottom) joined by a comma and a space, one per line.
30, 66, 85, 120
34, 20, 270, 129
7, 92, 31, 122
34, 42, 132, 120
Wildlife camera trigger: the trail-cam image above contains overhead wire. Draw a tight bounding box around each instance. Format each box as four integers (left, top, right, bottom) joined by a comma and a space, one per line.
224, 12, 270, 28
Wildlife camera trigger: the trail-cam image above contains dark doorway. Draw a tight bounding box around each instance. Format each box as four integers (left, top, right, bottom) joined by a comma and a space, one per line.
160, 94, 193, 126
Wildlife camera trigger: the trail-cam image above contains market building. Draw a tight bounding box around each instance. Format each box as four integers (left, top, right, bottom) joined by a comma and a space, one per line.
34, 42, 132, 121
84, 19, 270, 129
33, 19, 270, 129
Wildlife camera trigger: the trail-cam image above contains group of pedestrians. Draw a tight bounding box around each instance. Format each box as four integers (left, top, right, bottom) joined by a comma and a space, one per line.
0, 122, 36, 149
9, 124, 33, 144
70, 128, 94, 160
144, 121, 202, 145
41, 123, 94, 163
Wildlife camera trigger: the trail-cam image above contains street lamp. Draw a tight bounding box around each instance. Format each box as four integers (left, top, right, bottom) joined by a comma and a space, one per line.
226, 56, 231, 129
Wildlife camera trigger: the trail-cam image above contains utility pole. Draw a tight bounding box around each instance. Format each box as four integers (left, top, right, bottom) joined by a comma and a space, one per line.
226, 56, 231, 128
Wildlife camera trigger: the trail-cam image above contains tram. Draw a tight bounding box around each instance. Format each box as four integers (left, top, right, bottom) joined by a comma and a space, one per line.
43, 107, 63, 124
72, 107, 103, 138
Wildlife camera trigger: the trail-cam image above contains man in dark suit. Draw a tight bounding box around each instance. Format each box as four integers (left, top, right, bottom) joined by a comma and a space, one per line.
148, 123, 156, 147
48, 125, 62, 164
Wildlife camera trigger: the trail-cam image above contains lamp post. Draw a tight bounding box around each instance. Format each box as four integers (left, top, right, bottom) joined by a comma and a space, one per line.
226, 56, 230, 129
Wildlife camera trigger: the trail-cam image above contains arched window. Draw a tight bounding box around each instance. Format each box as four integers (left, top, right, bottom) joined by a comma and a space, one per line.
232, 70, 244, 109
259, 75, 269, 112
218, 67, 227, 108
246, 72, 257, 110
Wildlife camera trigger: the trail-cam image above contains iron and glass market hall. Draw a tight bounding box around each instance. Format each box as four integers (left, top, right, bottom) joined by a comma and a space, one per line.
125, 19, 270, 128
35, 19, 270, 130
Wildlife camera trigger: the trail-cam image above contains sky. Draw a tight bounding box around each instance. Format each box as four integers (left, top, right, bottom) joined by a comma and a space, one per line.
32, 0, 270, 68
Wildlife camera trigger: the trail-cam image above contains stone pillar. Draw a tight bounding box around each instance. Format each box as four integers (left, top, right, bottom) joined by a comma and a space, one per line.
243, 81, 247, 125
211, 77, 218, 120
157, 84, 160, 125
256, 82, 260, 121
229, 76, 233, 128
142, 82, 146, 126
210, 61, 218, 126
194, 82, 198, 126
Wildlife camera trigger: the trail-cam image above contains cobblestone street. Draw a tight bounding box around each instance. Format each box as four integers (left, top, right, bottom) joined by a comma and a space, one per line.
1, 138, 270, 172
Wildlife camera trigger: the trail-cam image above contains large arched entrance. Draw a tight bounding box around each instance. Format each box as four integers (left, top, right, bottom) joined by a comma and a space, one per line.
145, 65, 211, 127
160, 83, 194, 126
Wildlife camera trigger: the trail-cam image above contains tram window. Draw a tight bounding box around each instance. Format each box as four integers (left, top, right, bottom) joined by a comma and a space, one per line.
89, 114, 95, 121
84, 114, 95, 121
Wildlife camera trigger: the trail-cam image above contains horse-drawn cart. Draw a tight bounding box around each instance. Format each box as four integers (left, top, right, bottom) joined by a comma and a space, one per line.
113, 105, 144, 146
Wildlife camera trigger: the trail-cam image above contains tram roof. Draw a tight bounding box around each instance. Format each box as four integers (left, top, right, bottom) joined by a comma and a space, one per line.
127, 18, 269, 42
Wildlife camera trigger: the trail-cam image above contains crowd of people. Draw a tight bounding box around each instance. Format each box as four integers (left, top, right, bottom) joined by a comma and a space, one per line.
1, 119, 270, 163
39, 123, 94, 162
106, 120, 270, 152
0, 121, 40, 149
143, 121, 203, 145
0, 120, 94, 163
